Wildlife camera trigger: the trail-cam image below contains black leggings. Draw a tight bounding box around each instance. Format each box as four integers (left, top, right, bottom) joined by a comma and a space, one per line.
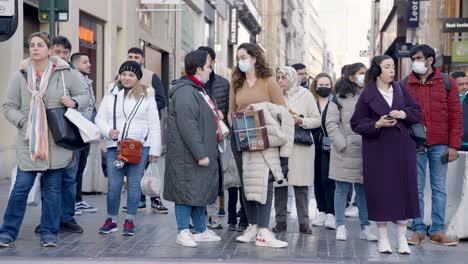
313, 148, 335, 215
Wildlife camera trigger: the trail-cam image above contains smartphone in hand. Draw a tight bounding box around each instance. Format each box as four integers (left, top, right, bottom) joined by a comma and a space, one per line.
384, 115, 396, 121
441, 152, 449, 164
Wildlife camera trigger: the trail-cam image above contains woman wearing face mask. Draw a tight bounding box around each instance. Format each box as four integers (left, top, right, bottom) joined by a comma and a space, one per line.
351, 56, 421, 254
95, 61, 161, 237
163, 50, 222, 247
326, 63, 378, 242
229, 43, 289, 248
0, 32, 87, 248
272, 66, 321, 234
309, 73, 336, 229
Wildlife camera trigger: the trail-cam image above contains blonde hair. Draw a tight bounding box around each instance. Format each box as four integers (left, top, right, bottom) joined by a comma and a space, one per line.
120, 80, 148, 99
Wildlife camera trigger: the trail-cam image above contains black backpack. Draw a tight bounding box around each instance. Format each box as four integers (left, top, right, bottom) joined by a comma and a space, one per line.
399, 73, 451, 94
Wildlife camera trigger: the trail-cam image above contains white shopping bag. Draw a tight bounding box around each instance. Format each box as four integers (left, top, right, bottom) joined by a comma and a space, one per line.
64, 108, 100, 143
140, 163, 162, 197
9, 166, 41, 206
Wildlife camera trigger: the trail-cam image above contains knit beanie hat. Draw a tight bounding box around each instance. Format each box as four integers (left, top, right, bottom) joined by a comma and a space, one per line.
119, 61, 143, 80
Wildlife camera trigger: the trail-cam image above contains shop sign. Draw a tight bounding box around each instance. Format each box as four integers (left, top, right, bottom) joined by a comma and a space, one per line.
228, 6, 238, 45
407, 0, 419, 28
396, 42, 413, 58
443, 18, 468, 33
0, 0, 14, 17
79, 26, 94, 44
452, 41, 468, 63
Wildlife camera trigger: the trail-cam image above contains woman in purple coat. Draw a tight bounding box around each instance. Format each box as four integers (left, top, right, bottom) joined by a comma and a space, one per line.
350, 55, 421, 255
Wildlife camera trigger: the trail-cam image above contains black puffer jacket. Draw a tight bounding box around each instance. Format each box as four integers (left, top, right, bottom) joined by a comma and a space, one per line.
205, 72, 230, 117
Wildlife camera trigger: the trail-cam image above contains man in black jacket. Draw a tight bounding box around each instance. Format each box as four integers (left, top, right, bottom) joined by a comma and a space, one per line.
197, 46, 249, 231
126, 47, 168, 214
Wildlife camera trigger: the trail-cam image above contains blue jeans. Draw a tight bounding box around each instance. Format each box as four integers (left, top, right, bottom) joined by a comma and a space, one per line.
334, 181, 370, 229
61, 151, 80, 223
175, 204, 207, 233
412, 145, 448, 236
0, 168, 63, 240
106, 147, 149, 217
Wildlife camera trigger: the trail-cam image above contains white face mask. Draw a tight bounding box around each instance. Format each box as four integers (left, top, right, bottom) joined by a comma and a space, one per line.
238, 59, 252, 73
412, 61, 429, 75
356, 74, 365, 87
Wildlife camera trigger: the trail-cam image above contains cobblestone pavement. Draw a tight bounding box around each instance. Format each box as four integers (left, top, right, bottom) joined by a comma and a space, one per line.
0, 172, 466, 263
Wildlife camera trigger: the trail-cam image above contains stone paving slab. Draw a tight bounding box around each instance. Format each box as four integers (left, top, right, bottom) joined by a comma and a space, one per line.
0, 178, 467, 263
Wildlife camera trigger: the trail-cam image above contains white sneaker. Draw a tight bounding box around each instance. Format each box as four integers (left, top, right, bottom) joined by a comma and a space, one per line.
360, 226, 378, 241
311, 212, 326, 227
324, 214, 336, 229
397, 237, 411, 254
176, 229, 198, 247
336, 225, 347, 241
255, 228, 288, 248
344, 206, 359, 218
193, 230, 221, 242
236, 224, 258, 243
378, 238, 393, 254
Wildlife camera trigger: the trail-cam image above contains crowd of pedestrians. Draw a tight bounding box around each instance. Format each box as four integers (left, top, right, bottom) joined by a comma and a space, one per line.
0, 32, 463, 254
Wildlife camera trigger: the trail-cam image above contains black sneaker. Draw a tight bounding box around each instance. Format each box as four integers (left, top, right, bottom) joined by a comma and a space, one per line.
41, 236, 57, 247
34, 225, 41, 234
60, 220, 84, 233
228, 224, 237, 231
0, 235, 14, 247
151, 198, 168, 214
122, 201, 146, 213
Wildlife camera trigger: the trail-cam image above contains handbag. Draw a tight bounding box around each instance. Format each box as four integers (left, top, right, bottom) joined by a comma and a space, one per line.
64, 108, 100, 143
294, 115, 313, 146
395, 82, 427, 146
10, 166, 41, 206
409, 122, 427, 146
47, 71, 88, 150
113, 91, 145, 164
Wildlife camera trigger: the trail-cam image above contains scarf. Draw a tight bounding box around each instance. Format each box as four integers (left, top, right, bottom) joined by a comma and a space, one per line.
188, 75, 220, 141
26, 60, 54, 162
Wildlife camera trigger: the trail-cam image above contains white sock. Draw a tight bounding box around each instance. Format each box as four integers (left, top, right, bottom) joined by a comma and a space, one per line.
378, 225, 389, 240
397, 224, 407, 240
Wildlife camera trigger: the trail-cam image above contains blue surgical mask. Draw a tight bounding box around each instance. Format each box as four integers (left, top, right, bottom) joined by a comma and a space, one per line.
238, 59, 252, 73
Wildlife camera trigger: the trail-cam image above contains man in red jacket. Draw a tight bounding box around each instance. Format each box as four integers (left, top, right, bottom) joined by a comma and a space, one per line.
403, 45, 462, 246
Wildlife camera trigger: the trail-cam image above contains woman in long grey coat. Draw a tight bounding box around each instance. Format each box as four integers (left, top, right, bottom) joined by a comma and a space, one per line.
163, 50, 221, 247
326, 63, 377, 243
351, 56, 421, 254
0, 32, 87, 248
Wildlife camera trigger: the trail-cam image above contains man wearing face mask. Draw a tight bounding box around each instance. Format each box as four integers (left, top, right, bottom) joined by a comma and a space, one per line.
402, 44, 462, 247
451, 72, 468, 151
292, 63, 310, 88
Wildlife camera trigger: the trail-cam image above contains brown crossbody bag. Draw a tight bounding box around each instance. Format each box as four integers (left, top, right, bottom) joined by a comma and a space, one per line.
113, 92, 146, 164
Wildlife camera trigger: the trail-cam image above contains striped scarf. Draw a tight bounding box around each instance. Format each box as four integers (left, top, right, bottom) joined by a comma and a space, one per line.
25, 60, 54, 162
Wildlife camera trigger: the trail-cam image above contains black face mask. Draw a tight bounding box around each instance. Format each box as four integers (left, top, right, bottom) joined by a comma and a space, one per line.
316, 87, 331, 98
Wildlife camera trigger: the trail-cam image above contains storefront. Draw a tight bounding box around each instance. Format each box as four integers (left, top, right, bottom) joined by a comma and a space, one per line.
79, 12, 104, 99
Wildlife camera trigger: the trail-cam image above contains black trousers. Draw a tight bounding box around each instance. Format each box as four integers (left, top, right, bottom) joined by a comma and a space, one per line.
227, 187, 248, 226
75, 144, 91, 203
313, 148, 335, 215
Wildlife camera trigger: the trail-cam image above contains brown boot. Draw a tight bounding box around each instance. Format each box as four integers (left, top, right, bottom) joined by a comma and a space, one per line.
299, 224, 312, 234
429, 233, 459, 246
272, 222, 287, 233
407, 232, 425, 245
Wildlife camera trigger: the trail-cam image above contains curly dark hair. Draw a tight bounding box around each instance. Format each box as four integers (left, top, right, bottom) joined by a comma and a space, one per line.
232, 43, 273, 92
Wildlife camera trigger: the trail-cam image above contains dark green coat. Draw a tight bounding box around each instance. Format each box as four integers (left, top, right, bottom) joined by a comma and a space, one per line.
163, 77, 219, 206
